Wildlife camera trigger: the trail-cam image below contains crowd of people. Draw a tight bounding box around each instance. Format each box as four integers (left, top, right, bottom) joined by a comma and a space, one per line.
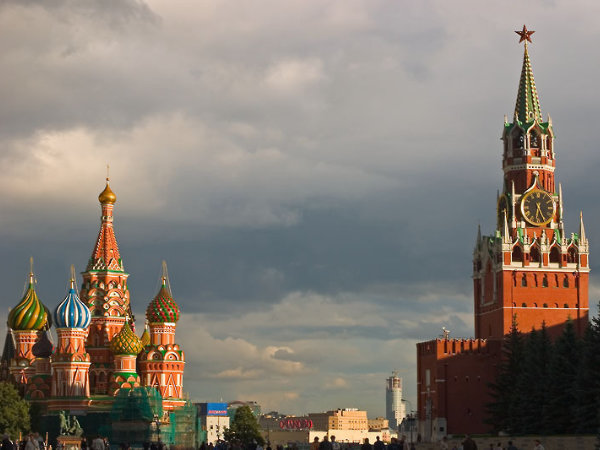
439, 436, 545, 450
2, 433, 46, 450
308, 436, 416, 450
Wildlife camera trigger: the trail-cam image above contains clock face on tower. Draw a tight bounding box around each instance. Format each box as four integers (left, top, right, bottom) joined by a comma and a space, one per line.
521, 189, 554, 226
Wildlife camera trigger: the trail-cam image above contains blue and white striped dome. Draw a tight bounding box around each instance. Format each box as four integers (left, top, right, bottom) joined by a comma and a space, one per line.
54, 279, 91, 329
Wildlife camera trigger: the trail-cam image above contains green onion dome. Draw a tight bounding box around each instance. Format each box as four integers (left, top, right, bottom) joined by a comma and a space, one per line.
8, 273, 49, 331
146, 278, 180, 323
110, 322, 143, 356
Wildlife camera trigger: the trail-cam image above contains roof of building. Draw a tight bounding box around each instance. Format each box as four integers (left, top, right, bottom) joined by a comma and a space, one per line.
87, 179, 124, 272
54, 279, 92, 329
110, 321, 143, 355
146, 277, 180, 324
32, 330, 54, 358
8, 272, 49, 331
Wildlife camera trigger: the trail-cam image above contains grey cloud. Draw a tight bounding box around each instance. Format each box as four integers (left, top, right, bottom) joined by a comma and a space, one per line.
2, 0, 600, 417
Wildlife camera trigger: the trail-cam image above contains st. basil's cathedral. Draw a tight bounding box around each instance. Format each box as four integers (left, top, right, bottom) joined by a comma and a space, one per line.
1, 178, 187, 430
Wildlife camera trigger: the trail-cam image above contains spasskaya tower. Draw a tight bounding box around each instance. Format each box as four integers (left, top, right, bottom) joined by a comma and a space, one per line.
417, 26, 590, 440
473, 25, 589, 339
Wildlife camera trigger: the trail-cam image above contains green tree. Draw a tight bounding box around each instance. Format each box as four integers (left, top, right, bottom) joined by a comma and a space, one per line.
223, 406, 264, 447
544, 319, 580, 434
515, 324, 552, 434
487, 317, 524, 433
574, 307, 600, 434
0, 382, 30, 438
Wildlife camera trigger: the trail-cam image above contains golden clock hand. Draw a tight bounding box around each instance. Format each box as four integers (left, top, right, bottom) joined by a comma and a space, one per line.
536, 203, 543, 221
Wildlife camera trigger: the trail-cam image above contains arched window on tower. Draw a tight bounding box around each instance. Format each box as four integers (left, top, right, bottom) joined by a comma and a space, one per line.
530, 131, 540, 148
521, 274, 527, 287
512, 246, 523, 263
568, 247, 578, 264
550, 246, 560, 264
515, 132, 523, 149
530, 246, 541, 264
563, 276, 569, 288
542, 275, 548, 287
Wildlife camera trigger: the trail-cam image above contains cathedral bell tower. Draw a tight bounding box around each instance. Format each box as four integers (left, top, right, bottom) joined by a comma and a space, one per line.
473, 26, 589, 339
79, 177, 132, 395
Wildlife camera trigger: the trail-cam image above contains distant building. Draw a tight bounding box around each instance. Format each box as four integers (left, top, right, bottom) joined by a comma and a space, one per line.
309, 408, 368, 431
196, 402, 229, 445
368, 417, 389, 431
385, 372, 405, 429
262, 409, 391, 445
228, 400, 262, 419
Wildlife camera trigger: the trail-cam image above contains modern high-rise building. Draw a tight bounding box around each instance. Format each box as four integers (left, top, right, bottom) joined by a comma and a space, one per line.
385, 371, 405, 429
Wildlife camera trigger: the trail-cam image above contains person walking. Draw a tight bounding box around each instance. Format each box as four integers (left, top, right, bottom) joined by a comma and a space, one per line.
330, 436, 340, 450
462, 435, 477, 450
318, 437, 332, 450
310, 437, 319, 450
506, 441, 517, 450
439, 436, 448, 450
373, 437, 385, 450
532, 440, 544, 450
361, 439, 372, 450
1, 435, 14, 450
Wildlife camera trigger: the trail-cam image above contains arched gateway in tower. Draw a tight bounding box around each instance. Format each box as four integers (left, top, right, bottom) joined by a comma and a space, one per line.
416, 26, 589, 439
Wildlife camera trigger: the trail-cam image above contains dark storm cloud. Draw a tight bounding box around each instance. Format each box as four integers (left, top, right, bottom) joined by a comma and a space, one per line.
2, 0, 600, 416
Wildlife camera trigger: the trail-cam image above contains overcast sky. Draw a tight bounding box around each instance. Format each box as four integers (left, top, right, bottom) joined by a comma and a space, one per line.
2, 0, 600, 417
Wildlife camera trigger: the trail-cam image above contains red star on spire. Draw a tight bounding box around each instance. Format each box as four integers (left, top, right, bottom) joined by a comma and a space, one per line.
515, 25, 535, 44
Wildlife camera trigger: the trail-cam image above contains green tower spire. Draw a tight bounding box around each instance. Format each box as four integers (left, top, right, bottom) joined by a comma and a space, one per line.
513, 25, 541, 125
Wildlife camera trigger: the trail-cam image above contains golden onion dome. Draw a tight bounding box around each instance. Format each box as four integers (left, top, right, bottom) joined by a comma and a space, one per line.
110, 322, 143, 356
140, 327, 151, 347
98, 179, 117, 204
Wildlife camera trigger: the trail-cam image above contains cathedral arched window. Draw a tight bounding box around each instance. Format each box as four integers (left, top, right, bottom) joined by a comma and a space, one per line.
542, 275, 548, 287
550, 246, 560, 263
563, 276, 569, 288
530, 246, 541, 263
521, 274, 527, 287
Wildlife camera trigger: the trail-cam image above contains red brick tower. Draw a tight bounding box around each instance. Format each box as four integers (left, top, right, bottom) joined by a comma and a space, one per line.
416, 26, 590, 439
8, 268, 50, 391
49, 275, 93, 410
79, 178, 132, 397
473, 26, 589, 339
138, 263, 186, 412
